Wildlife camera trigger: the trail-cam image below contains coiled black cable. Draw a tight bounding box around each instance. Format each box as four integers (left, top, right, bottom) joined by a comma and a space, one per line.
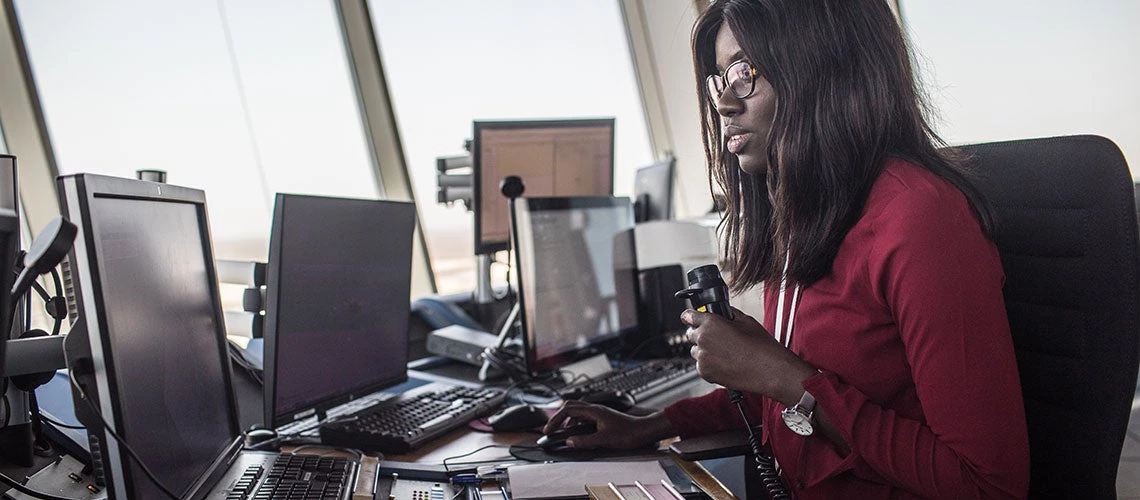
729, 390, 791, 499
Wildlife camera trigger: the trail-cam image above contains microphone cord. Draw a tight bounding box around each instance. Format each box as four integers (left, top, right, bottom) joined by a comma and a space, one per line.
728, 389, 791, 499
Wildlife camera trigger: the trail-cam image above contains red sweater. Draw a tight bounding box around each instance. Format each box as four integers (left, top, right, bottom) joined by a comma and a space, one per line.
664, 159, 1029, 498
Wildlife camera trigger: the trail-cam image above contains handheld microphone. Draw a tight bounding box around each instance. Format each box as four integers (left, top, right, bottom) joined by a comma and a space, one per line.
674, 264, 734, 320
676, 264, 790, 498
674, 265, 742, 400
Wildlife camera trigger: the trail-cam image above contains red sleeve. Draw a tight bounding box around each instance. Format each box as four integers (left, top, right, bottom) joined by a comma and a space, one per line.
662, 388, 764, 439
804, 188, 1029, 498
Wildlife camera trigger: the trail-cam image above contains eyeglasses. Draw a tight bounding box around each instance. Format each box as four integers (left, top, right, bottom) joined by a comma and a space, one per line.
705, 59, 757, 105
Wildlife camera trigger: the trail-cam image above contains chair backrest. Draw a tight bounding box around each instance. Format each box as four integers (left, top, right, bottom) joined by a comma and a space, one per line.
963, 135, 1140, 498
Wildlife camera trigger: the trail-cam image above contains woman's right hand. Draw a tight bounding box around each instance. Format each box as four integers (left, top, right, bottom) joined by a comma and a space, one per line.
543, 400, 676, 450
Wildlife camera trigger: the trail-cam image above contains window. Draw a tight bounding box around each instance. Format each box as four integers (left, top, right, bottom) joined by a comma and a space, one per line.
370, 0, 655, 294
14, 0, 377, 262
900, 1, 1139, 176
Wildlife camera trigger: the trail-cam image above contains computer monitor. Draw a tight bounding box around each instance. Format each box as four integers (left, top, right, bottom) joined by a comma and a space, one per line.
59, 173, 240, 498
514, 196, 639, 375
633, 156, 675, 223
0, 209, 16, 377
0, 154, 15, 376
263, 194, 416, 429
472, 119, 615, 254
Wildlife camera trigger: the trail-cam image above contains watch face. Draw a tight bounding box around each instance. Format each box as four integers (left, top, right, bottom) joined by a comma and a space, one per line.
782, 408, 814, 436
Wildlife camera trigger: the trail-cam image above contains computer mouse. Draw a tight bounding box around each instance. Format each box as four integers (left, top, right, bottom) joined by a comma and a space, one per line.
536, 421, 598, 450
244, 427, 277, 447
579, 391, 637, 412
487, 404, 548, 432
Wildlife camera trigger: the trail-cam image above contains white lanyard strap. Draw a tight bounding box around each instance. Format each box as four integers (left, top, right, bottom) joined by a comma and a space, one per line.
773, 252, 802, 349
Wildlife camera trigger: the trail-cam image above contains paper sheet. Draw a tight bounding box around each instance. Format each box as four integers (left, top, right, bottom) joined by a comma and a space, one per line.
508, 461, 670, 499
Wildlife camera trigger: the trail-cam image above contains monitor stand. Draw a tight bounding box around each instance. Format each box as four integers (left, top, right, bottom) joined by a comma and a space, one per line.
473, 254, 495, 305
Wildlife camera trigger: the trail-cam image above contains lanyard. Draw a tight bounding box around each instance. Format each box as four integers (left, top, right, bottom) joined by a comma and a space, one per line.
773, 251, 802, 349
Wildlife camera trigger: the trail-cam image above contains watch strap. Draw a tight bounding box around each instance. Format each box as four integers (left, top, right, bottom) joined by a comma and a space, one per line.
792, 390, 816, 416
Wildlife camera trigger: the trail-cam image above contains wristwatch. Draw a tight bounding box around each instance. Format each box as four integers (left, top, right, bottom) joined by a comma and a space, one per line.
781, 390, 816, 436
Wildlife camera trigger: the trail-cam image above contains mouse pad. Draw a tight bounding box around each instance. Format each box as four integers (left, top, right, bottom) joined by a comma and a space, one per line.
509, 437, 661, 462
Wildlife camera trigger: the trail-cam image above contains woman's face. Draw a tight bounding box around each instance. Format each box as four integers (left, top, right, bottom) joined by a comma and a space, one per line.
711, 24, 777, 176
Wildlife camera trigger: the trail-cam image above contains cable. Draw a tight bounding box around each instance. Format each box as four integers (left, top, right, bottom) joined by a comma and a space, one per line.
68, 376, 182, 500
38, 412, 85, 430
442, 444, 514, 473
729, 391, 790, 499
2, 376, 10, 428
0, 472, 76, 500
288, 445, 365, 460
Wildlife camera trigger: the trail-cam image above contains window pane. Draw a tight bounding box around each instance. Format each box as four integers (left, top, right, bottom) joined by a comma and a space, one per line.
900, 1, 1140, 176
15, 0, 377, 261
371, 0, 655, 294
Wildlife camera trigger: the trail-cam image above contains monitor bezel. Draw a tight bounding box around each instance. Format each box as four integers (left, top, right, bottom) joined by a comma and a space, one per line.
0, 209, 17, 377
263, 193, 416, 429
633, 155, 676, 222
514, 195, 639, 375
0, 154, 17, 376
59, 173, 241, 499
471, 118, 616, 255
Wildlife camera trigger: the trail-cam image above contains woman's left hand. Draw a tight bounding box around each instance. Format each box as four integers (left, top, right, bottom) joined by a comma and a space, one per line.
683, 307, 818, 406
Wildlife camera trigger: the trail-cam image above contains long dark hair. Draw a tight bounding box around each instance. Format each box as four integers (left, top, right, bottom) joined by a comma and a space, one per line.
693, 0, 995, 293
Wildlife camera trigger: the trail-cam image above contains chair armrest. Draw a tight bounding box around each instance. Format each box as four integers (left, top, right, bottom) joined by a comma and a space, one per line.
668, 428, 752, 461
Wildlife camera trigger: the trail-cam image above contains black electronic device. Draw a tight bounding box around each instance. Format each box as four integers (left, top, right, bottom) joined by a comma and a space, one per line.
513, 196, 640, 376
0, 154, 16, 379
0, 227, 15, 378
319, 384, 506, 453
58, 173, 365, 498
535, 421, 597, 450
471, 119, 615, 254
263, 194, 416, 431
627, 264, 689, 358
633, 156, 675, 223
486, 403, 547, 432
426, 325, 498, 366
561, 357, 697, 406
675, 264, 789, 498
674, 264, 734, 319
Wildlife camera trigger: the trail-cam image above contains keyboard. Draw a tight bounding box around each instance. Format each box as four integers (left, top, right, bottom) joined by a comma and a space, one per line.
319, 385, 506, 453
561, 357, 699, 402
227, 454, 354, 500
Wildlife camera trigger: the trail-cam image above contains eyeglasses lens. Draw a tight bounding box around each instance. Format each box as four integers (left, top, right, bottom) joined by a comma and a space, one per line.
727, 61, 753, 98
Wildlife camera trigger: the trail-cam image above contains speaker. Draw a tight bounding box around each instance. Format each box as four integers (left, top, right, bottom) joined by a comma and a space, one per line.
625, 264, 688, 359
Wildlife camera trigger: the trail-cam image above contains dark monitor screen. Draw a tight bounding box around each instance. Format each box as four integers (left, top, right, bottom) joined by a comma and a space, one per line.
264, 194, 416, 428
0, 154, 17, 214
472, 119, 615, 254
515, 196, 639, 374
59, 174, 237, 499
0, 155, 15, 376
633, 156, 675, 223
0, 209, 16, 376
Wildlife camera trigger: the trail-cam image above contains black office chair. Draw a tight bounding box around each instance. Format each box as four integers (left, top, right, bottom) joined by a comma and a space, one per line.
966, 135, 1139, 498
671, 135, 1140, 498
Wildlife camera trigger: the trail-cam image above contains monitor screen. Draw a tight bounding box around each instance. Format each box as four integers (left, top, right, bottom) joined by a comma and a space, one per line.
515, 196, 639, 374
633, 156, 675, 223
472, 119, 615, 254
264, 194, 415, 428
0, 155, 15, 376
0, 209, 16, 376
59, 174, 237, 499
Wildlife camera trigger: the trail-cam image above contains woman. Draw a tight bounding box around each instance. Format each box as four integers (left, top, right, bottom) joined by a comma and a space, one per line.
544, 0, 1030, 497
